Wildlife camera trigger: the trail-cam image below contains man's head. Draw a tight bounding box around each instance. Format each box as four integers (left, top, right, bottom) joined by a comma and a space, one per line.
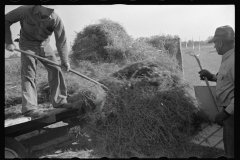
208, 25, 235, 55
39, 5, 59, 16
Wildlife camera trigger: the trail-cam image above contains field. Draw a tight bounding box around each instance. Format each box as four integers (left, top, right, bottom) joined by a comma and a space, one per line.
181, 44, 221, 86
5, 44, 224, 158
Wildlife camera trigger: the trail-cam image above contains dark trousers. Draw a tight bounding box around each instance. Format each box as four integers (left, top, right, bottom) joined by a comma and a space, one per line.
223, 114, 234, 158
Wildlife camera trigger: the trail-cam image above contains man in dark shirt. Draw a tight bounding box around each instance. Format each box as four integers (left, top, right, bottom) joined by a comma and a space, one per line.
5, 5, 72, 118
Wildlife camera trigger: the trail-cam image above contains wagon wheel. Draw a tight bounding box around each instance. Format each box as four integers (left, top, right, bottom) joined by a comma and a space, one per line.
5, 137, 28, 158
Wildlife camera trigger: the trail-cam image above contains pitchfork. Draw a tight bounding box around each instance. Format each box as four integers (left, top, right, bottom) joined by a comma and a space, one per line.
188, 49, 219, 113
187, 45, 222, 148
14, 48, 109, 92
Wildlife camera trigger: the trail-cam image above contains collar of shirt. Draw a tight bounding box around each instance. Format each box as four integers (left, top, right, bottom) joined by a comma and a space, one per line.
222, 48, 234, 63
33, 5, 54, 21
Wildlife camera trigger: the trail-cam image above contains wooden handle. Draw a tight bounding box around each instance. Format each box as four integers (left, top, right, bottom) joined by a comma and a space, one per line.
204, 77, 219, 112
14, 48, 109, 91
15, 48, 62, 67
193, 54, 219, 113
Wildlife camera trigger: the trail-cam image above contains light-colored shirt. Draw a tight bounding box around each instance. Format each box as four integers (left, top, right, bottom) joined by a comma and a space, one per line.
216, 48, 234, 114
5, 5, 68, 63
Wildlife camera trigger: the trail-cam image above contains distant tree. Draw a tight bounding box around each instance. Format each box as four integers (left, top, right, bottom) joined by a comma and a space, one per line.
136, 37, 149, 42
145, 35, 165, 51
187, 40, 194, 46
173, 35, 180, 39
205, 36, 213, 43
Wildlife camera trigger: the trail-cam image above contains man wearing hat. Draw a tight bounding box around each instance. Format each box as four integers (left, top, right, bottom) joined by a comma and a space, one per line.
5, 5, 72, 118
198, 25, 234, 158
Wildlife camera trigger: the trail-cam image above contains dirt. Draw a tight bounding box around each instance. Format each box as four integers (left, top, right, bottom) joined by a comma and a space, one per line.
29, 131, 93, 158
29, 131, 96, 158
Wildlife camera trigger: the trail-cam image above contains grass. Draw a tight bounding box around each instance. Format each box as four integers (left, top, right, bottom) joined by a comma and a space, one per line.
181, 44, 221, 86
5, 59, 49, 110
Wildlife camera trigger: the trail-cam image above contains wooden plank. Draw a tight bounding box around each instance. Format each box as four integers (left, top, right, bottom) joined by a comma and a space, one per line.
20, 122, 81, 149
191, 124, 223, 149
5, 108, 80, 137
194, 86, 218, 121
5, 117, 32, 128
5, 108, 70, 127
177, 38, 184, 74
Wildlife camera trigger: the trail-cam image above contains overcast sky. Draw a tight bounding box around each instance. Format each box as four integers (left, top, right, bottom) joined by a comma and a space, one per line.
5, 5, 235, 51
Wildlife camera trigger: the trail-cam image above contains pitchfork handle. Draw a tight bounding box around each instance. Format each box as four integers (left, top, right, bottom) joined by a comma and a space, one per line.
193, 54, 219, 113
14, 48, 109, 91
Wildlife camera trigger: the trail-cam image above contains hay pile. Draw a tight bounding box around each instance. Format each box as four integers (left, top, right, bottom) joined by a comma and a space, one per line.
83, 60, 211, 158
70, 18, 133, 64
70, 18, 182, 69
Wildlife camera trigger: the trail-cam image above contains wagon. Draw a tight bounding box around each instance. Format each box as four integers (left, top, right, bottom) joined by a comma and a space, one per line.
5, 38, 221, 158
5, 107, 84, 158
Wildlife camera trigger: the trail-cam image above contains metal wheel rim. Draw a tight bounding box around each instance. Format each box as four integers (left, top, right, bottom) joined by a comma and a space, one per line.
5, 148, 19, 158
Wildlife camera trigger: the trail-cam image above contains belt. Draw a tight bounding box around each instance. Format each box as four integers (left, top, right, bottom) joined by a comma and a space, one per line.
19, 38, 50, 46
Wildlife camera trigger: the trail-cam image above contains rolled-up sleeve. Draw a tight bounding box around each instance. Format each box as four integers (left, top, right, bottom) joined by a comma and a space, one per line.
225, 65, 234, 114
5, 6, 25, 44
54, 14, 68, 64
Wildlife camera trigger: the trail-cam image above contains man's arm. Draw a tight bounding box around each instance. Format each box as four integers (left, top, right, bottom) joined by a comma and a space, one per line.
211, 73, 218, 82
53, 14, 69, 66
225, 65, 234, 114
5, 6, 25, 45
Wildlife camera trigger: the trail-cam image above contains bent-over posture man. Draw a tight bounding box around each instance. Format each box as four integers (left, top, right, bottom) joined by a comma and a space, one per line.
5, 5, 72, 118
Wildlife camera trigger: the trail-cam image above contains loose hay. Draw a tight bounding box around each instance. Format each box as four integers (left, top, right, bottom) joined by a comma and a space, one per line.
84, 60, 211, 158
70, 18, 133, 64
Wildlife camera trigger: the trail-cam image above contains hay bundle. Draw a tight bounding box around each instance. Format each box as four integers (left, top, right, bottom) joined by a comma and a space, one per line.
85, 60, 210, 158
63, 72, 107, 115
70, 18, 181, 66
70, 18, 133, 63
37, 82, 51, 103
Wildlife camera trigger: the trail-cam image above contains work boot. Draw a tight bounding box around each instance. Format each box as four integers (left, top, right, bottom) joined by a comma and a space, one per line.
54, 103, 73, 109
23, 109, 48, 119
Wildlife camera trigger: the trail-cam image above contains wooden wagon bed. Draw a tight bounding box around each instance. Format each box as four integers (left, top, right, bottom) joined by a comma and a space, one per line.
5, 108, 81, 137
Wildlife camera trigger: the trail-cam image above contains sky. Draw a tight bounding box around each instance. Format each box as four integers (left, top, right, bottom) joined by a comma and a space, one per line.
5, 5, 235, 52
